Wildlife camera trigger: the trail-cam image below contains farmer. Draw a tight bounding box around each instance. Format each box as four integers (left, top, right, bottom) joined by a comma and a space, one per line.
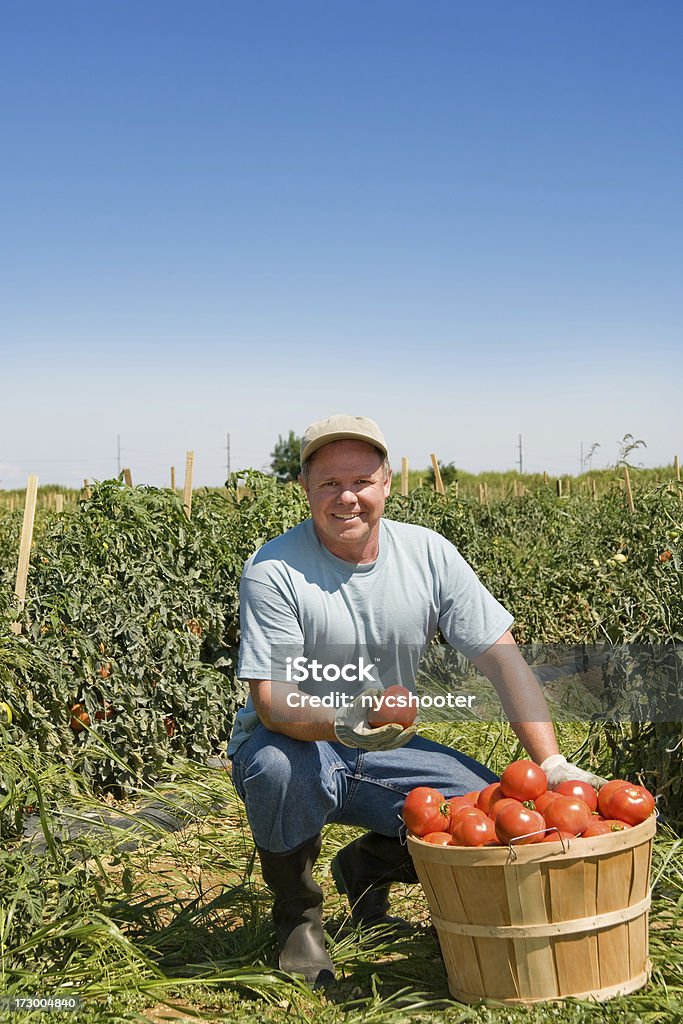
227, 414, 605, 987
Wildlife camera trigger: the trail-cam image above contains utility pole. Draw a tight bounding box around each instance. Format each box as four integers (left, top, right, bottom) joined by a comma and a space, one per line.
517, 434, 523, 475
117, 434, 121, 476
225, 432, 231, 479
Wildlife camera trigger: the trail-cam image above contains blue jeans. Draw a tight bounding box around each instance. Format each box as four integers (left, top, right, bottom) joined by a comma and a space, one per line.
230, 725, 498, 853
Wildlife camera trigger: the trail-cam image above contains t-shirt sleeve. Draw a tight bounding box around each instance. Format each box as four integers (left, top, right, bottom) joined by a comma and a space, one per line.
435, 540, 514, 659
237, 576, 304, 681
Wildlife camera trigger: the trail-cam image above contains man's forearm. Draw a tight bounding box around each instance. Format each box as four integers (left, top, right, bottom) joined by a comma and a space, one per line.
472, 632, 561, 765
249, 679, 339, 742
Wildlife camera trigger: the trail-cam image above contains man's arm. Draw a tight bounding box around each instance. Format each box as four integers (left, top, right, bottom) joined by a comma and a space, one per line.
248, 679, 338, 742
471, 630, 561, 764
248, 679, 417, 750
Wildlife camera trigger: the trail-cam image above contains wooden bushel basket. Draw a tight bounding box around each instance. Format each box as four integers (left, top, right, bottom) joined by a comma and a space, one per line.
407, 815, 655, 1005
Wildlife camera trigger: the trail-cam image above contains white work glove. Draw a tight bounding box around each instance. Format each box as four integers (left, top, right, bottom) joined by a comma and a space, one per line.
541, 753, 608, 791
334, 688, 418, 751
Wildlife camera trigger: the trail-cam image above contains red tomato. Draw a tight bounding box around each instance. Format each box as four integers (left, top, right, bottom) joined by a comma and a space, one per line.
597, 779, 631, 818
601, 819, 633, 831
540, 829, 575, 843
476, 782, 504, 814
421, 831, 454, 845
462, 791, 480, 805
554, 780, 598, 812
489, 797, 521, 822
582, 821, 613, 837
607, 785, 655, 826
534, 791, 561, 816
495, 803, 546, 845
500, 760, 548, 802
367, 685, 417, 729
543, 796, 592, 836
451, 809, 498, 847
447, 797, 480, 831
402, 787, 451, 836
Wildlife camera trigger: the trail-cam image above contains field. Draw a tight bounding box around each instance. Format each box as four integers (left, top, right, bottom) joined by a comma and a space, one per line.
0, 470, 681, 1022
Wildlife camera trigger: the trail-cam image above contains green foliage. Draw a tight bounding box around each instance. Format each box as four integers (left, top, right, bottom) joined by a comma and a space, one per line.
269, 430, 302, 483
1, 473, 681, 821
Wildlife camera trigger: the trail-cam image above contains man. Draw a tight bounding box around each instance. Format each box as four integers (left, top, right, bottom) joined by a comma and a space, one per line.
228, 414, 604, 987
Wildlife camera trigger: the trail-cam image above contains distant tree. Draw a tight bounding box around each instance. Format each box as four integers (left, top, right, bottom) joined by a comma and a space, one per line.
270, 430, 302, 482
426, 460, 459, 487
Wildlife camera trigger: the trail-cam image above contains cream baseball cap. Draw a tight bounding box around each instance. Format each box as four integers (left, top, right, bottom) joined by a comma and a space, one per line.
300, 415, 388, 465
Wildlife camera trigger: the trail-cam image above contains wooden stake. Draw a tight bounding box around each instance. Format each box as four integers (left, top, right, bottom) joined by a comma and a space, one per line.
513, 480, 518, 498
675, 455, 680, 481
592, 478, 597, 501
430, 453, 445, 494
55, 494, 64, 513
183, 451, 195, 519
483, 482, 489, 505
401, 457, 409, 497
543, 471, 548, 485
123, 468, 133, 487
624, 465, 635, 512
557, 478, 563, 498
170, 466, 176, 490
479, 483, 485, 504
83, 479, 92, 499
11, 475, 39, 634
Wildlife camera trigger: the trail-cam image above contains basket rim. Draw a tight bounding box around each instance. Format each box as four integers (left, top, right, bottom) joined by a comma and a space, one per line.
407, 812, 656, 864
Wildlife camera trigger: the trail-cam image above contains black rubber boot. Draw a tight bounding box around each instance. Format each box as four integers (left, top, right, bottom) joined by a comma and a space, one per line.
330, 831, 418, 929
257, 834, 335, 988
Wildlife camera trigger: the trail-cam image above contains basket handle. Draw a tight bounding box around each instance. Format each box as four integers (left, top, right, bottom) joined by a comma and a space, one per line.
507, 826, 571, 860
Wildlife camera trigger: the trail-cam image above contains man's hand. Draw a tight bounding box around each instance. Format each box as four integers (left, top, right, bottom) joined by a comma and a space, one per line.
541, 753, 608, 791
334, 689, 418, 751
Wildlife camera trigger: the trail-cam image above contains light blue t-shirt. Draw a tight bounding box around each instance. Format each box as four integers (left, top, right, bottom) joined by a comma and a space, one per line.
227, 517, 513, 755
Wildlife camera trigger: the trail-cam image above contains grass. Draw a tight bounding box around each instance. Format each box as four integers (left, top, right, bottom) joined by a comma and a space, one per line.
1, 723, 681, 1022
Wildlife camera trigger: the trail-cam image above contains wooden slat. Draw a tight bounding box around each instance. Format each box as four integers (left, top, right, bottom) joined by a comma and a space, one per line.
11, 475, 39, 634
182, 450, 194, 519
430, 452, 444, 494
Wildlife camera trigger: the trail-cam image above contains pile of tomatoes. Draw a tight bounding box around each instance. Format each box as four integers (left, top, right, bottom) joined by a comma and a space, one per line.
402, 760, 656, 847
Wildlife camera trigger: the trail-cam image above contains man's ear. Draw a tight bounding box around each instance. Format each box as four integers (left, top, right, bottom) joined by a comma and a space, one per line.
383, 468, 393, 496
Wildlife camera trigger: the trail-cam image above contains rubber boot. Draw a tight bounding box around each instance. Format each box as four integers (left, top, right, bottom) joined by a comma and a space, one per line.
330, 831, 418, 929
257, 834, 335, 988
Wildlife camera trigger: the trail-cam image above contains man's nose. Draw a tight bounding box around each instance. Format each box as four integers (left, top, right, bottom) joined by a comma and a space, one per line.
338, 487, 359, 504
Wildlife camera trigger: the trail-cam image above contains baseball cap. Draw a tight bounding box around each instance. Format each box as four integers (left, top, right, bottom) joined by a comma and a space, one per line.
300, 415, 388, 465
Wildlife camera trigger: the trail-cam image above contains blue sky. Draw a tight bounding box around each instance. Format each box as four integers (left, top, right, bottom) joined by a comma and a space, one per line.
2, 1, 681, 487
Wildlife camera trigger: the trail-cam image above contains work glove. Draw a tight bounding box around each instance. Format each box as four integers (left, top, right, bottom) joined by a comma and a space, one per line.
334, 688, 418, 751
541, 753, 608, 791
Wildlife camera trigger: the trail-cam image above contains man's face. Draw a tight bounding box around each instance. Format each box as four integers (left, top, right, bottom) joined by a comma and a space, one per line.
299, 440, 392, 562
